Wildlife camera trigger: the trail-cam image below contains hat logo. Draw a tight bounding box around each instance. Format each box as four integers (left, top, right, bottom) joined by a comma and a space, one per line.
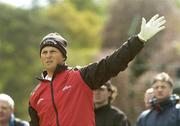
42, 38, 58, 45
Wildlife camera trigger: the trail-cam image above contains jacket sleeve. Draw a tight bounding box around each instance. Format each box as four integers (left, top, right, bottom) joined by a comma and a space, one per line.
28, 103, 39, 126
14, 118, 30, 126
136, 116, 142, 126
177, 104, 180, 125
80, 36, 144, 89
114, 113, 131, 126
135, 109, 151, 126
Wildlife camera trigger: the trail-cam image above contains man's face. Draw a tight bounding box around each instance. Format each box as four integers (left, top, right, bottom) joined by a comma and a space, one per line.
0, 101, 13, 123
93, 86, 111, 105
152, 81, 172, 102
40, 46, 65, 73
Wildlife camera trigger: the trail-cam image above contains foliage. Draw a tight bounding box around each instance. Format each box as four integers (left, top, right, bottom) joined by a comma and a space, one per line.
68, 48, 99, 66
45, 2, 103, 49
65, 0, 107, 15
0, 4, 55, 119
174, 0, 180, 8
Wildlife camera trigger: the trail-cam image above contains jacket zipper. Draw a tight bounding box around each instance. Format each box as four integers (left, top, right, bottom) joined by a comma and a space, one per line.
50, 80, 60, 126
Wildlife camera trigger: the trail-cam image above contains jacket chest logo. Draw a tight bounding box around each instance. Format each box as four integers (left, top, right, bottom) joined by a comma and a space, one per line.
62, 85, 72, 92
37, 98, 44, 105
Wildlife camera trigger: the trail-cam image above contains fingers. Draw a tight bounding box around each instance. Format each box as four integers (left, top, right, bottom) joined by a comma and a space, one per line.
148, 14, 159, 23
156, 19, 166, 28
141, 17, 146, 29
154, 16, 165, 24
148, 14, 166, 31
153, 16, 166, 33
158, 26, 166, 32
153, 16, 166, 26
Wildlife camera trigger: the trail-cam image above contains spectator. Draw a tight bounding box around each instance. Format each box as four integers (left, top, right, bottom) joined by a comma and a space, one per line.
94, 81, 130, 126
144, 88, 154, 109
28, 14, 166, 126
0, 93, 29, 126
136, 72, 180, 126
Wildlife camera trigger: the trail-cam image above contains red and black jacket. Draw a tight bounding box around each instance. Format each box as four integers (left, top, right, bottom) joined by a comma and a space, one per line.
28, 36, 144, 126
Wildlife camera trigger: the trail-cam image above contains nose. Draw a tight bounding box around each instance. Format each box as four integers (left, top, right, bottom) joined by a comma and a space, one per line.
157, 87, 163, 92
45, 51, 52, 58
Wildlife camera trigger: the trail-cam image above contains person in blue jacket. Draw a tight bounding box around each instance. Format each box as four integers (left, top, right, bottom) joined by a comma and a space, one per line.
136, 72, 180, 126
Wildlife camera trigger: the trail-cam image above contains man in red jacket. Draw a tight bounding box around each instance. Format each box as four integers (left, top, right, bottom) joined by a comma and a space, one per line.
28, 14, 166, 126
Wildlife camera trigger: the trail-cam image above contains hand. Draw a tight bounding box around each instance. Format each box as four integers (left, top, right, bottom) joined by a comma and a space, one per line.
138, 14, 166, 42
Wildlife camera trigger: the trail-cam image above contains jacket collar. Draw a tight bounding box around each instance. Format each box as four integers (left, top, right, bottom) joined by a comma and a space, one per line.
9, 114, 15, 126
150, 94, 180, 112
36, 64, 68, 81
95, 104, 110, 111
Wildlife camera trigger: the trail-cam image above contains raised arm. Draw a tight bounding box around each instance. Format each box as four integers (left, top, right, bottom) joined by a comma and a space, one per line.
80, 14, 166, 89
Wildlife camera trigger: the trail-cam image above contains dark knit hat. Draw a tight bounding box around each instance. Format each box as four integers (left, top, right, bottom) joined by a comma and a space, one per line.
40, 32, 67, 60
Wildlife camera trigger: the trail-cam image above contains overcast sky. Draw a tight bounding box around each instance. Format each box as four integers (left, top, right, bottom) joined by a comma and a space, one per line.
0, 0, 48, 8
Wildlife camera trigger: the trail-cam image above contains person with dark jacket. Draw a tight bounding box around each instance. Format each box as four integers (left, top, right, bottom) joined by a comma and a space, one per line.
28, 14, 166, 126
94, 81, 130, 126
136, 72, 180, 126
0, 93, 29, 126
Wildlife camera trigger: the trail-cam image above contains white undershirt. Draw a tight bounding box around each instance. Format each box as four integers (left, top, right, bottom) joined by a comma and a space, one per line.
45, 75, 52, 81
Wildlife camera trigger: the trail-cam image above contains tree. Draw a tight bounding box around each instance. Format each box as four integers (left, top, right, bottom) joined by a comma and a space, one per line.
48, 0, 58, 5
0, 3, 58, 119
65, 0, 107, 15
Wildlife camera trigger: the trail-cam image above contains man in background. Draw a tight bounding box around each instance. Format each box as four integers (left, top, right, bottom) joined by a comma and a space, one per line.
0, 93, 29, 126
136, 72, 180, 126
94, 81, 130, 126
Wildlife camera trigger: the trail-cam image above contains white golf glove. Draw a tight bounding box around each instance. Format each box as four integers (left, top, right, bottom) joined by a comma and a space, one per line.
138, 14, 166, 42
